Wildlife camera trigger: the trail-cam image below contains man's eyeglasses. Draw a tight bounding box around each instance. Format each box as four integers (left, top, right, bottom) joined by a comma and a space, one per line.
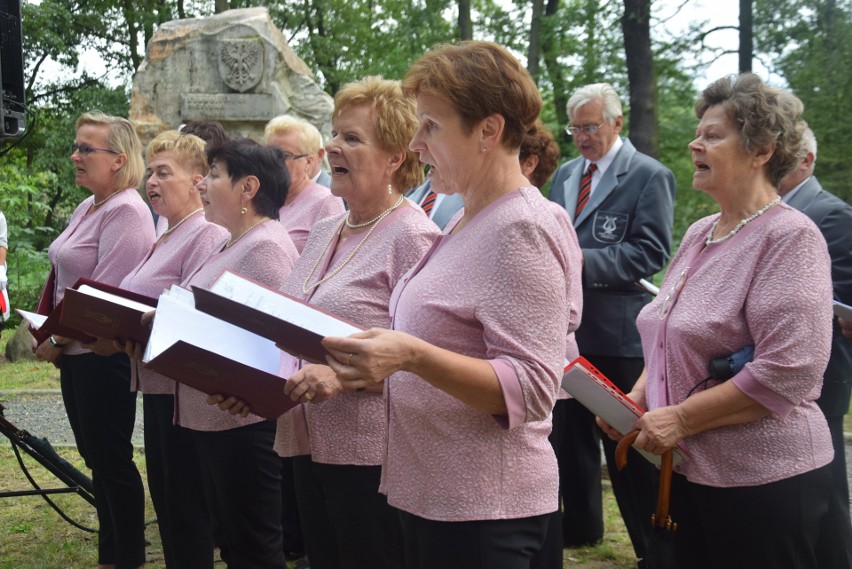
565, 123, 607, 136
281, 151, 310, 161
70, 143, 119, 156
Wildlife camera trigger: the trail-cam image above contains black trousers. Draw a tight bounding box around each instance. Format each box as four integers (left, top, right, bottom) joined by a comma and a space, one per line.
293, 457, 403, 569
143, 393, 213, 569
815, 414, 852, 569
399, 510, 551, 569
191, 421, 284, 569
60, 352, 146, 569
558, 355, 658, 559
669, 465, 832, 569
280, 456, 305, 558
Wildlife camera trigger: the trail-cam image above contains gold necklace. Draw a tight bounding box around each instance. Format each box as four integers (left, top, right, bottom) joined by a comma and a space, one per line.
302, 199, 403, 294
92, 188, 127, 207
160, 208, 204, 238
225, 217, 270, 249
345, 194, 404, 228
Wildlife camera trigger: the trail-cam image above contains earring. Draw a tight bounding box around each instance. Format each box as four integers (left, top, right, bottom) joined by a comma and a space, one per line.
388, 181, 393, 195
481, 147, 487, 153
240, 206, 248, 215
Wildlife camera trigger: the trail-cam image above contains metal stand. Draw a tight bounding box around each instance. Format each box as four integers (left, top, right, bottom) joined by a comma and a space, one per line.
0, 402, 96, 531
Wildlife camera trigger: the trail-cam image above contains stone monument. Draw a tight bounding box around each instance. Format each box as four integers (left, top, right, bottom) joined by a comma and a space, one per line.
130, 7, 333, 144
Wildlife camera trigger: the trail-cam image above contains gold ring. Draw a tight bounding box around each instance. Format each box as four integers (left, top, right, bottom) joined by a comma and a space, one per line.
346, 353, 354, 366
304, 392, 314, 402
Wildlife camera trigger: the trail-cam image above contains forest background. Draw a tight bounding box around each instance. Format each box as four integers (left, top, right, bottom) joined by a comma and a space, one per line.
1, 0, 850, 328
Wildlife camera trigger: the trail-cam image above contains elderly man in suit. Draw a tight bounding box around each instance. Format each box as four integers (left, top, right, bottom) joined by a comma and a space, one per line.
407, 179, 464, 230
548, 83, 675, 567
779, 126, 852, 569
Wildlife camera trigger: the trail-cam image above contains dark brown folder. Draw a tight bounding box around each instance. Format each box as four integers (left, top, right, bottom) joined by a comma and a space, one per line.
191, 279, 363, 365
30, 299, 97, 345
59, 279, 157, 345
144, 341, 296, 420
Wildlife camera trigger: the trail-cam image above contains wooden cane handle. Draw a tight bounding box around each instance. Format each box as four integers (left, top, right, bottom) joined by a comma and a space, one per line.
615, 429, 640, 471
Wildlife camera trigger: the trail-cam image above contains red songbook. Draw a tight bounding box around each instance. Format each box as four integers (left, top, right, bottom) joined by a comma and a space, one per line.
561, 356, 687, 466
142, 287, 296, 421
59, 279, 158, 346
191, 271, 363, 365
144, 340, 296, 421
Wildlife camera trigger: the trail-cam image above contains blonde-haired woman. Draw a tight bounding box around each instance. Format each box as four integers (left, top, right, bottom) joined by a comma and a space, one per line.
35, 111, 155, 569
265, 114, 345, 252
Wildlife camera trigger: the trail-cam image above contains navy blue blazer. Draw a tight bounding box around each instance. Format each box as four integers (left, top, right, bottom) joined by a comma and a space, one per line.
549, 138, 675, 358
407, 180, 464, 231
787, 176, 852, 417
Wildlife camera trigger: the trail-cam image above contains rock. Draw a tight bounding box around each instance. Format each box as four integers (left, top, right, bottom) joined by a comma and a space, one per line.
130, 7, 333, 145
5, 319, 36, 362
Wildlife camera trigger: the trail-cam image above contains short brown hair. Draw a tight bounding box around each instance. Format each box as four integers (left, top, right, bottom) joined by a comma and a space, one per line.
519, 120, 560, 188
333, 76, 423, 192
696, 74, 805, 187
402, 41, 542, 150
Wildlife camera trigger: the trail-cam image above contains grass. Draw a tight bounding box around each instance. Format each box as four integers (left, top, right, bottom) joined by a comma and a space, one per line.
5, 327, 850, 568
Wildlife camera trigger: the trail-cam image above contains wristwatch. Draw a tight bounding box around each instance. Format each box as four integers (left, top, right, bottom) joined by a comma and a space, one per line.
48, 336, 67, 348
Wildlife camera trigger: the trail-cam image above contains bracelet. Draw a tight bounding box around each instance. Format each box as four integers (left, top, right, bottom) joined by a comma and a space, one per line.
48, 336, 68, 348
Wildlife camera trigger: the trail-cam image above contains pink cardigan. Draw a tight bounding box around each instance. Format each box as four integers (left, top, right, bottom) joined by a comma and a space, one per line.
48, 189, 155, 356
381, 187, 579, 521
278, 182, 345, 253
174, 220, 298, 431
120, 213, 228, 394
274, 206, 439, 463
637, 203, 834, 487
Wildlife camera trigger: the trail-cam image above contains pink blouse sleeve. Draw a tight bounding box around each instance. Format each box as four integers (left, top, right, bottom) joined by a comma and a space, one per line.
480, 217, 570, 429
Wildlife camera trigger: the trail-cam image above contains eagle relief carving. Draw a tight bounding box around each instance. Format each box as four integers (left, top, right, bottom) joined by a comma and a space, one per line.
218, 38, 264, 93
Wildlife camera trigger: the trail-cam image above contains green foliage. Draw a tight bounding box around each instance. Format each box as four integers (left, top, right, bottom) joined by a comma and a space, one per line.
753, 0, 852, 204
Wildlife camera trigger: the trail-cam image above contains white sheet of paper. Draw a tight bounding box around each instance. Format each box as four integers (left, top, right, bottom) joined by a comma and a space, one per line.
834, 301, 852, 321
16, 309, 47, 329
144, 292, 281, 375
210, 271, 361, 338
75, 284, 153, 313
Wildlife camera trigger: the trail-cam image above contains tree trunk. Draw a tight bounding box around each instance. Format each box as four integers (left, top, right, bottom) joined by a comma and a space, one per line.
739, 0, 752, 73
621, 0, 658, 157
542, 0, 569, 131
527, 0, 546, 80
215, 0, 230, 13
458, 0, 472, 40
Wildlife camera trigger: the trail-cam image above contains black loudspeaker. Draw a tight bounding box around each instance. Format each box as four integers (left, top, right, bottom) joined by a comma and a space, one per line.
0, 0, 25, 138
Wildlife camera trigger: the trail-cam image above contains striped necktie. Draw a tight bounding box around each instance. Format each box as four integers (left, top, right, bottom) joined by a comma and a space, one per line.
574, 162, 597, 218
421, 189, 437, 216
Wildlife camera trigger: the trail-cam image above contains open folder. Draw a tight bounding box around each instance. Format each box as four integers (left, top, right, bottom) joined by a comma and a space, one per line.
59, 280, 158, 345
191, 270, 363, 364
142, 287, 296, 421
561, 356, 686, 466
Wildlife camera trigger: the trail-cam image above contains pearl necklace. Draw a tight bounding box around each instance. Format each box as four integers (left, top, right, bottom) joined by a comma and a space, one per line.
303, 199, 403, 294
705, 196, 781, 246
92, 188, 127, 207
345, 194, 404, 228
160, 208, 204, 238
225, 217, 270, 249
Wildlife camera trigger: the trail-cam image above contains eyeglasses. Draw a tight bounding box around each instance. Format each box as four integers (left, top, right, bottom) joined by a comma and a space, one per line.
281, 151, 309, 161
565, 123, 607, 136
70, 143, 119, 156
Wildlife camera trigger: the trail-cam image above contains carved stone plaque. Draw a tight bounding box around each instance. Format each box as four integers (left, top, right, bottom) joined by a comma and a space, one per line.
218, 38, 264, 93
180, 94, 276, 121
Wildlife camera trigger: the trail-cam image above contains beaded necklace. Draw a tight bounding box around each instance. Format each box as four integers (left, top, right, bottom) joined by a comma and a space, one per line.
225, 217, 269, 249
303, 198, 403, 294
92, 188, 127, 208
345, 194, 404, 229
160, 208, 204, 238
705, 196, 781, 246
